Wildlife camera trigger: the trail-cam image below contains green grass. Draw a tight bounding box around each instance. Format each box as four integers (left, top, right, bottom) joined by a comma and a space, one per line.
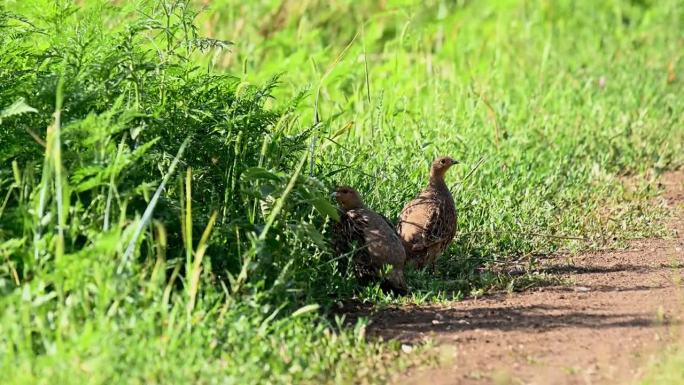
640, 334, 684, 385
1, 0, 683, 383
642, 354, 684, 385
200, 0, 684, 296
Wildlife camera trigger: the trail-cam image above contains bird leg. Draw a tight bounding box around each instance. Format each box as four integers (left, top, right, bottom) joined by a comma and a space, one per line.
414, 238, 445, 252
429, 260, 438, 276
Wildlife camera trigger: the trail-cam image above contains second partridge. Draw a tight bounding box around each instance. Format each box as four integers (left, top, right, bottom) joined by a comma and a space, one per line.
396, 156, 458, 269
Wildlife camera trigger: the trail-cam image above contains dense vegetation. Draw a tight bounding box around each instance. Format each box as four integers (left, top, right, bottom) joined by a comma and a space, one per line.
1, 0, 682, 384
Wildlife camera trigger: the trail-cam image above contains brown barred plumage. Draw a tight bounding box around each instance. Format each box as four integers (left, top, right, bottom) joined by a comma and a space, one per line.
331, 186, 408, 294
397, 156, 458, 270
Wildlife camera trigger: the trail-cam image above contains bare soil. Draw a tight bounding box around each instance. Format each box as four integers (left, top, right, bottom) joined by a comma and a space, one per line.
371, 170, 684, 385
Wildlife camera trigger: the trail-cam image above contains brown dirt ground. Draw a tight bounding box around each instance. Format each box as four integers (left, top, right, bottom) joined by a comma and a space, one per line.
369, 169, 684, 385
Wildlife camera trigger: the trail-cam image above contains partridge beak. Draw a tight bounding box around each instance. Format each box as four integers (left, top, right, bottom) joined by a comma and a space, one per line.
450, 159, 460, 165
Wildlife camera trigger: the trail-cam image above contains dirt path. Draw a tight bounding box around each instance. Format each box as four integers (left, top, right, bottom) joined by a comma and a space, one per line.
375, 170, 684, 385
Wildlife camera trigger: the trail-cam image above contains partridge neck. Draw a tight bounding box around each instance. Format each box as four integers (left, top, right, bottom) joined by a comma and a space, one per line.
428, 174, 448, 190
342, 201, 365, 210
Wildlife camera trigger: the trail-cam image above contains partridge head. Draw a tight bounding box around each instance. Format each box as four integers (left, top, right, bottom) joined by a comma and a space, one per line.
430, 156, 459, 180
333, 186, 364, 211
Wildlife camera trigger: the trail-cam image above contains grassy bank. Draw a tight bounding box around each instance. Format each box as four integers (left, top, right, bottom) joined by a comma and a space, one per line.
1, 0, 683, 383
199, 0, 684, 295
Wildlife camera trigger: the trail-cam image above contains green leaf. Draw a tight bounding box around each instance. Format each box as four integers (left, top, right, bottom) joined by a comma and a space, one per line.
242, 167, 281, 182
310, 197, 340, 221
0, 98, 38, 124
294, 223, 326, 248
290, 304, 319, 318
0, 238, 26, 257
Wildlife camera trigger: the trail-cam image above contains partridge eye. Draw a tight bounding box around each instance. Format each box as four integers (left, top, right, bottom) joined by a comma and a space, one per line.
440, 159, 446, 164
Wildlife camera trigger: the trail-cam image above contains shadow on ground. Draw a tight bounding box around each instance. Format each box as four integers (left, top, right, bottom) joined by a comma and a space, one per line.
362, 302, 678, 343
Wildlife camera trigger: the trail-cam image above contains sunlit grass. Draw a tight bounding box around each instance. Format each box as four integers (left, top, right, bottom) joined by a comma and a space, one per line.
1, 0, 683, 383
198, 0, 684, 296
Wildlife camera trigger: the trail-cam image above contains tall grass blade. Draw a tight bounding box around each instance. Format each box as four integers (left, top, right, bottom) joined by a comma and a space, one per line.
258, 152, 307, 241
184, 167, 193, 275
310, 31, 359, 176
120, 137, 191, 271
104, 135, 127, 231
187, 210, 218, 316
52, 78, 65, 260
232, 153, 308, 295
362, 22, 371, 104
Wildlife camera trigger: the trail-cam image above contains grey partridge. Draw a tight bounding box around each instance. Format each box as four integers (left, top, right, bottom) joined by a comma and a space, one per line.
397, 156, 458, 270
331, 186, 408, 294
